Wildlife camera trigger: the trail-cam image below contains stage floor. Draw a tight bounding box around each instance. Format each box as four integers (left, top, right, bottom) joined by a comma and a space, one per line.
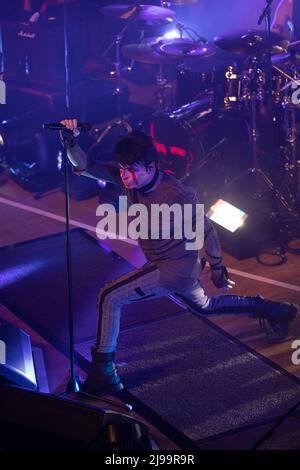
0, 178, 300, 449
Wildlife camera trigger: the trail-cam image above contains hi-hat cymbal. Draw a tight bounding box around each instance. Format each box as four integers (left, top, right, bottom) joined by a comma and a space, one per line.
100, 4, 176, 25
214, 29, 287, 55
122, 38, 177, 65
153, 38, 215, 59
169, 0, 198, 4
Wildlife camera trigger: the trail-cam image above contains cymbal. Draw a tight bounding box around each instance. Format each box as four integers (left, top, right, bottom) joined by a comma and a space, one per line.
122, 39, 178, 65
153, 38, 215, 59
286, 39, 300, 64
272, 51, 300, 66
100, 4, 176, 25
214, 30, 287, 55
288, 39, 300, 51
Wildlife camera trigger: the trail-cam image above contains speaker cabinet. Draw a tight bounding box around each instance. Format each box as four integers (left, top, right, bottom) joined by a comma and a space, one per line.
1, 18, 81, 89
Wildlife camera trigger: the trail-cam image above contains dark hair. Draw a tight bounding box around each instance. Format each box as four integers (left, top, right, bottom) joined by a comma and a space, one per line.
114, 131, 158, 169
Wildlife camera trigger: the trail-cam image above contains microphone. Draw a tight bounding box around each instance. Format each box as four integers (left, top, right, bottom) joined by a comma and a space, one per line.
43, 122, 92, 132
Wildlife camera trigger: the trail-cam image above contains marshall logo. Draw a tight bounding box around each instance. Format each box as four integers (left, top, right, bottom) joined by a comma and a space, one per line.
0, 339, 6, 365
18, 30, 36, 39
0, 79, 5, 104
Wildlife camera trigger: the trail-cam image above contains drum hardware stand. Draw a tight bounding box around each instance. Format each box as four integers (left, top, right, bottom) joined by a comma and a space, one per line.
92, 8, 140, 166
93, 119, 133, 146
175, 20, 205, 42
102, 25, 130, 118
278, 103, 300, 212
221, 91, 293, 214
100, 3, 141, 119
272, 63, 300, 90
255, 0, 298, 265
271, 63, 300, 212
272, 64, 295, 81
182, 138, 227, 184
155, 64, 173, 111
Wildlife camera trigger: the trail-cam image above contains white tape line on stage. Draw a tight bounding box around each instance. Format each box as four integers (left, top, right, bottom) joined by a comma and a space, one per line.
0, 196, 138, 246
228, 268, 300, 293
1, 196, 300, 293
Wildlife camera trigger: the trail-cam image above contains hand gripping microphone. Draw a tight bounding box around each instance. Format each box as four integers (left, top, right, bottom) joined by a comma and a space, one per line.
43, 122, 92, 132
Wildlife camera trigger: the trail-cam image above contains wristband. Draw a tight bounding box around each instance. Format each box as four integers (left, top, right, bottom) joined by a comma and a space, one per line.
210, 264, 224, 270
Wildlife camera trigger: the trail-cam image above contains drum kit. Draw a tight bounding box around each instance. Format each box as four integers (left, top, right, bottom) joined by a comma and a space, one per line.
98, 2, 300, 217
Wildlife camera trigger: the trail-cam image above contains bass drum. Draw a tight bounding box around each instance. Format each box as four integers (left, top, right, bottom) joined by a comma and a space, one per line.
149, 95, 253, 199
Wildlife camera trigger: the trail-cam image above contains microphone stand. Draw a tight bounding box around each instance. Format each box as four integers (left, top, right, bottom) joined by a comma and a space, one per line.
175, 21, 206, 42
61, 135, 79, 394
59, 1, 131, 412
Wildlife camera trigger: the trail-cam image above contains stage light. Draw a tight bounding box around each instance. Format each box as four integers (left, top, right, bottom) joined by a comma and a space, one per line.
207, 199, 248, 233
163, 29, 181, 40
207, 198, 271, 260
57, 150, 63, 172
97, 179, 107, 188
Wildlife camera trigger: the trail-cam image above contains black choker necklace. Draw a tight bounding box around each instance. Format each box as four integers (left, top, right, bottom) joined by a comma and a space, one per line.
136, 168, 160, 194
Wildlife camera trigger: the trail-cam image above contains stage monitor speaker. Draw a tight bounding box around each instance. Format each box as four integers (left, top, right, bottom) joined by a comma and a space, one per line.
213, 217, 271, 260
1, 18, 81, 89
0, 385, 152, 450
0, 318, 37, 390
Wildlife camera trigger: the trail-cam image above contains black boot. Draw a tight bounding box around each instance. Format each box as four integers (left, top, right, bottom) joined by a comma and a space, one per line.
81, 349, 124, 396
254, 296, 298, 342
175, 291, 298, 343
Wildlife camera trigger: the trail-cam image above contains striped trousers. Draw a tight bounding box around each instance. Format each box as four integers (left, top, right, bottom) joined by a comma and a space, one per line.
95, 263, 259, 353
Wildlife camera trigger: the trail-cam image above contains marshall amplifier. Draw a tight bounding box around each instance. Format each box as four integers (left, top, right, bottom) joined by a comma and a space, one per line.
1, 18, 81, 89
